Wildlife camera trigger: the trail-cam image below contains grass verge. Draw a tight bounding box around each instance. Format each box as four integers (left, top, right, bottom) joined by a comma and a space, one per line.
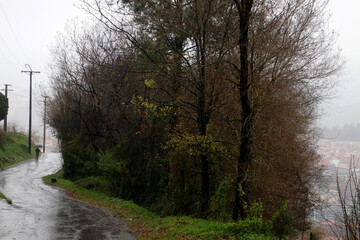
0, 132, 36, 205
44, 171, 276, 240
0, 132, 36, 169
0, 191, 12, 204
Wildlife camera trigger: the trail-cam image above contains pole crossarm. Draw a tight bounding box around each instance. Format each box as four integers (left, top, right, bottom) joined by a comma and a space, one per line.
21, 70, 40, 74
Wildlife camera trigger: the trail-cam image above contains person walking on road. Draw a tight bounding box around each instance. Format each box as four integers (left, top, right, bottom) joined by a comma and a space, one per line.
35, 147, 40, 160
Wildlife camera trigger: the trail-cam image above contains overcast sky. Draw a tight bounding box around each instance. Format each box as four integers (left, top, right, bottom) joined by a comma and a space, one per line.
0, 0, 87, 132
321, 0, 360, 127
0, 0, 358, 132
327, 1, 359, 103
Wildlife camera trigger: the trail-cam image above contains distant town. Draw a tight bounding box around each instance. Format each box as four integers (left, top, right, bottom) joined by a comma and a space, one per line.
314, 139, 360, 238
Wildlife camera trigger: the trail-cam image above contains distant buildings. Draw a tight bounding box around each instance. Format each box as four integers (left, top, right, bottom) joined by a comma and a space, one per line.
314, 139, 360, 238
32, 130, 59, 152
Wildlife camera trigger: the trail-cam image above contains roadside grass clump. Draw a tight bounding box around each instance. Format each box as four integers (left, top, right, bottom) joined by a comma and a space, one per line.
44, 171, 281, 240
0, 132, 36, 169
0, 129, 8, 145
0, 191, 12, 204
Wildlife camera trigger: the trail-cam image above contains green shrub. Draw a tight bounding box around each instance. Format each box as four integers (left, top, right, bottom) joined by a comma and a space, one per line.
224, 201, 294, 239
237, 234, 276, 240
61, 136, 98, 180
98, 148, 129, 196
0, 130, 8, 145
75, 176, 109, 192
210, 178, 234, 221
270, 201, 292, 239
227, 202, 268, 236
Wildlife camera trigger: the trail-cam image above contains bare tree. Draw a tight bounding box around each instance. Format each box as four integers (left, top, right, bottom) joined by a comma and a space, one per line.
336, 155, 360, 239
49, 21, 142, 144
226, 0, 342, 222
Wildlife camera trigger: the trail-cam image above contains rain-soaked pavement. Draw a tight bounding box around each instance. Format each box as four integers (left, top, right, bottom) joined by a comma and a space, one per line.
0, 153, 137, 240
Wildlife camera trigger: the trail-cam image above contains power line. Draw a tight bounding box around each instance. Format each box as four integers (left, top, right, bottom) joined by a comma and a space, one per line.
0, 55, 18, 71
0, 34, 22, 66
0, 47, 19, 70
10, 92, 27, 99
0, 2, 31, 63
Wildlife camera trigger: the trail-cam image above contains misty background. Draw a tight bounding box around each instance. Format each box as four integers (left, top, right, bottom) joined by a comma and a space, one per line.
0, 0, 87, 134
0, 0, 359, 137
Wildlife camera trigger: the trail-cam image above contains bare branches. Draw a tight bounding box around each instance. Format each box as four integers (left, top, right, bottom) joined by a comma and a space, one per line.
336, 155, 360, 239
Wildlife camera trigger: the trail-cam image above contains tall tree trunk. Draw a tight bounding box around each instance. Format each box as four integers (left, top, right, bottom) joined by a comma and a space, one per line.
232, 0, 254, 221
198, 24, 210, 217
198, 60, 210, 218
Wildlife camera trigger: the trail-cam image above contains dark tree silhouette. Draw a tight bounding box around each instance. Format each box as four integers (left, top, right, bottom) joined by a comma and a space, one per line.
0, 93, 9, 122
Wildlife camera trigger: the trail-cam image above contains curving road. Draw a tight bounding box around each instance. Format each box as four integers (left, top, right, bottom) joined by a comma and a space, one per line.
0, 153, 136, 240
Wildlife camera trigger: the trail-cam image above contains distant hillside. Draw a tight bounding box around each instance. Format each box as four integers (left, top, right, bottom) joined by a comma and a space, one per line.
322, 123, 360, 142
320, 102, 360, 127
0, 131, 36, 169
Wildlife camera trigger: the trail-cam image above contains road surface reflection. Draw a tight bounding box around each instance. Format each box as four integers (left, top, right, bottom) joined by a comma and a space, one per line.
0, 153, 136, 240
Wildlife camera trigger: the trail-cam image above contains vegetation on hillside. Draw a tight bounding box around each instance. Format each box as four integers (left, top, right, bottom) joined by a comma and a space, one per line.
45, 171, 296, 240
0, 131, 35, 169
0, 92, 8, 122
0, 131, 36, 204
47, 0, 342, 237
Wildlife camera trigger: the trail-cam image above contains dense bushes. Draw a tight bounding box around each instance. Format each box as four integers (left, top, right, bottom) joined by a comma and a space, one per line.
61, 136, 98, 180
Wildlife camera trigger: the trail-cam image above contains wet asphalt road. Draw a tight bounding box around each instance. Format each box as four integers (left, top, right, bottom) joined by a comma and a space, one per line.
0, 153, 137, 240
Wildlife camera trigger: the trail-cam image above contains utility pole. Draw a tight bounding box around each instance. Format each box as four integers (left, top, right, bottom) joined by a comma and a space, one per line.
21, 64, 40, 154
2, 84, 13, 132
43, 96, 49, 153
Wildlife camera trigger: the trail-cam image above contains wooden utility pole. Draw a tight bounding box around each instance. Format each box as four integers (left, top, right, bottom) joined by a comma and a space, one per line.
43, 96, 49, 153
2, 84, 12, 132
21, 64, 40, 154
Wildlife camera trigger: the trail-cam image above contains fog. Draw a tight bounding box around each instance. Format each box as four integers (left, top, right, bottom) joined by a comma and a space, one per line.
0, 0, 358, 132
319, 0, 360, 127
0, 0, 87, 132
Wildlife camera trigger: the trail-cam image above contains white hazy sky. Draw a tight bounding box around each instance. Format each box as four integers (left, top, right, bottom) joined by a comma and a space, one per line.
319, 0, 360, 126
0, 0, 358, 131
0, 0, 87, 132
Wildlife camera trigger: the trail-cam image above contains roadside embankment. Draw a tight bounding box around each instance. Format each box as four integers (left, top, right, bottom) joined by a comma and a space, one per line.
44, 171, 276, 240
0, 131, 36, 204
0, 131, 36, 169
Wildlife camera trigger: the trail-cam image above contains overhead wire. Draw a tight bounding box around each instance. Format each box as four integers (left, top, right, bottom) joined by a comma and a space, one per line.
12, 92, 27, 98
0, 47, 19, 70
0, 33, 22, 66
0, 2, 31, 63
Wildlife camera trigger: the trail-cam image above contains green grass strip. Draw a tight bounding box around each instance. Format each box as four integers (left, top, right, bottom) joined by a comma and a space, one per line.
43, 171, 275, 240
0, 132, 36, 205
0, 191, 12, 204
0, 132, 37, 169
